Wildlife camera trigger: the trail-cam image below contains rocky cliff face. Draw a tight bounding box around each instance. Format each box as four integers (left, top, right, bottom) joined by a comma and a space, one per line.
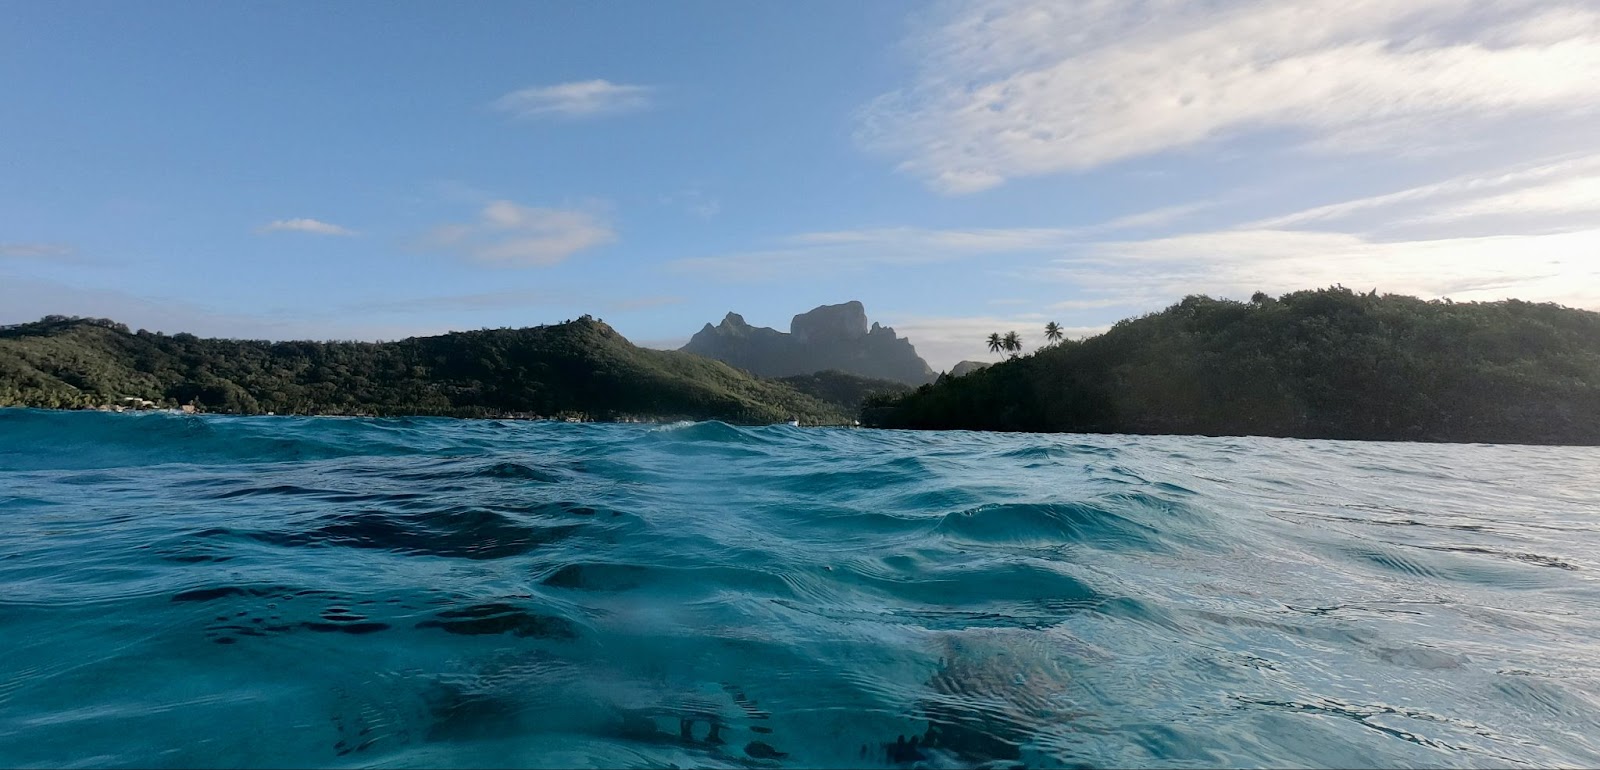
681, 301, 935, 385
948, 360, 991, 378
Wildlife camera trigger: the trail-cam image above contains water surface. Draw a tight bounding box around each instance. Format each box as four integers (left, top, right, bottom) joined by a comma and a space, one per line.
2, 409, 1598, 768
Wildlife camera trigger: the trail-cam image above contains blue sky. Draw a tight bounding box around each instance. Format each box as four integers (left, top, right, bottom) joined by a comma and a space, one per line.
4, 1, 1599, 370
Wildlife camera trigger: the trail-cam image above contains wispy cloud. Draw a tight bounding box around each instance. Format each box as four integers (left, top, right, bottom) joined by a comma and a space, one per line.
421, 200, 616, 267
256, 218, 356, 236
1249, 152, 1600, 229
0, 276, 437, 342
0, 242, 75, 259
352, 289, 680, 314
660, 189, 721, 219
670, 204, 1198, 282
493, 79, 654, 120
859, 0, 1600, 193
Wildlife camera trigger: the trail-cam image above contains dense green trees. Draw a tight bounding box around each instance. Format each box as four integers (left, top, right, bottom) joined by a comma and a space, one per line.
0, 315, 852, 424
775, 370, 910, 414
874, 288, 1600, 445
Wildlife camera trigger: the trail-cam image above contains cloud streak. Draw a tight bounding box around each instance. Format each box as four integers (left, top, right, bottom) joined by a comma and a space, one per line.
1249, 152, 1600, 229
493, 79, 654, 120
859, 0, 1600, 193
0, 242, 75, 259
351, 289, 679, 314
256, 218, 356, 236
422, 200, 616, 267
670, 203, 1203, 281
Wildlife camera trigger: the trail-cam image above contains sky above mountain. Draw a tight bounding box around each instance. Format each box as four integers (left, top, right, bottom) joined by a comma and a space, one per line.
4, 0, 1599, 371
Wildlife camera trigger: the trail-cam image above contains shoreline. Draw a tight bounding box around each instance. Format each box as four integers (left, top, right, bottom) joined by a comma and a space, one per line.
6, 405, 1598, 447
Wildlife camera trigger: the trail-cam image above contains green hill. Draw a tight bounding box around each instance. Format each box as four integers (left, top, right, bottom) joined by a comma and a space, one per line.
0, 315, 850, 424
864, 288, 1600, 445
774, 370, 912, 415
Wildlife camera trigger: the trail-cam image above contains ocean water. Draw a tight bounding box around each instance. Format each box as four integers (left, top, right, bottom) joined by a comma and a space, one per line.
1, 409, 1599, 769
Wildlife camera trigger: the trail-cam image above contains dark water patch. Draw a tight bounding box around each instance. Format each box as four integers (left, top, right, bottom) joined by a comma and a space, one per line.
1410, 543, 1581, 571
206, 484, 428, 505
172, 585, 286, 603
543, 563, 650, 592
186, 585, 408, 645
544, 562, 795, 600
397, 459, 565, 484
473, 461, 562, 482
250, 506, 582, 560
416, 603, 580, 639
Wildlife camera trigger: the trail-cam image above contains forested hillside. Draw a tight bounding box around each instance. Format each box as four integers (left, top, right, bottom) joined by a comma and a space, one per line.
865, 289, 1600, 445
0, 315, 849, 424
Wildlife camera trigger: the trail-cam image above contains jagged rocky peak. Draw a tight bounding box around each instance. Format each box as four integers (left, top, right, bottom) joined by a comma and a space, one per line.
681, 300, 936, 385
791, 301, 869, 342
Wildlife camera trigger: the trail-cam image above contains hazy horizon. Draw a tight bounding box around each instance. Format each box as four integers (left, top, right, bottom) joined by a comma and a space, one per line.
5, 1, 1600, 372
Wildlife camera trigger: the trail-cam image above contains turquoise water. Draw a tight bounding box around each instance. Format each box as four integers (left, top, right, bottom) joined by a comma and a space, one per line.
2, 409, 1599, 768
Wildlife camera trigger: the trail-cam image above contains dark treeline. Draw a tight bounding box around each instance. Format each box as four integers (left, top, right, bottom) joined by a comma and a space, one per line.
0, 315, 850, 424
865, 288, 1600, 446
775, 370, 912, 414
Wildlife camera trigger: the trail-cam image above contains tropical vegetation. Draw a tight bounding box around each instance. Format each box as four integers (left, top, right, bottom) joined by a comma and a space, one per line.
866, 288, 1600, 446
0, 315, 854, 424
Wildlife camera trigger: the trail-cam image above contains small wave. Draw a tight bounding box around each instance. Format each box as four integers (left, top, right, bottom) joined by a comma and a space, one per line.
642, 420, 763, 445
935, 500, 1164, 550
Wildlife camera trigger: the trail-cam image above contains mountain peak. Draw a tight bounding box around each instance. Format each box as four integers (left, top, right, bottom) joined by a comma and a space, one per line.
681, 301, 934, 385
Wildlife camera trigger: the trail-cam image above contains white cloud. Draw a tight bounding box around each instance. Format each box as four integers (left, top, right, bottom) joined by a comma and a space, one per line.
671, 226, 1078, 281
860, 0, 1600, 192
350, 289, 678, 314
0, 242, 74, 259
883, 313, 1107, 372
422, 200, 616, 267
493, 79, 653, 120
1043, 227, 1600, 310
256, 218, 356, 236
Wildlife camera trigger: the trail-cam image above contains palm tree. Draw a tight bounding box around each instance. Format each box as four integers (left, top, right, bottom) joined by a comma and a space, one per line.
986, 333, 1004, 357
1002, 331, 1022, 357
1044, 321, 1064, 345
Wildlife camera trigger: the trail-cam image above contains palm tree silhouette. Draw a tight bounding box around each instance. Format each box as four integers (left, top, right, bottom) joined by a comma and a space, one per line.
1044, 321, 1064, 344
987, 333, 1004, 357
1002, 331, 1022, 357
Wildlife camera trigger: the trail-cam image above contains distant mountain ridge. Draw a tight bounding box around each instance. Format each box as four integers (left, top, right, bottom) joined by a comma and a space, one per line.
681, 301, 935, 385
